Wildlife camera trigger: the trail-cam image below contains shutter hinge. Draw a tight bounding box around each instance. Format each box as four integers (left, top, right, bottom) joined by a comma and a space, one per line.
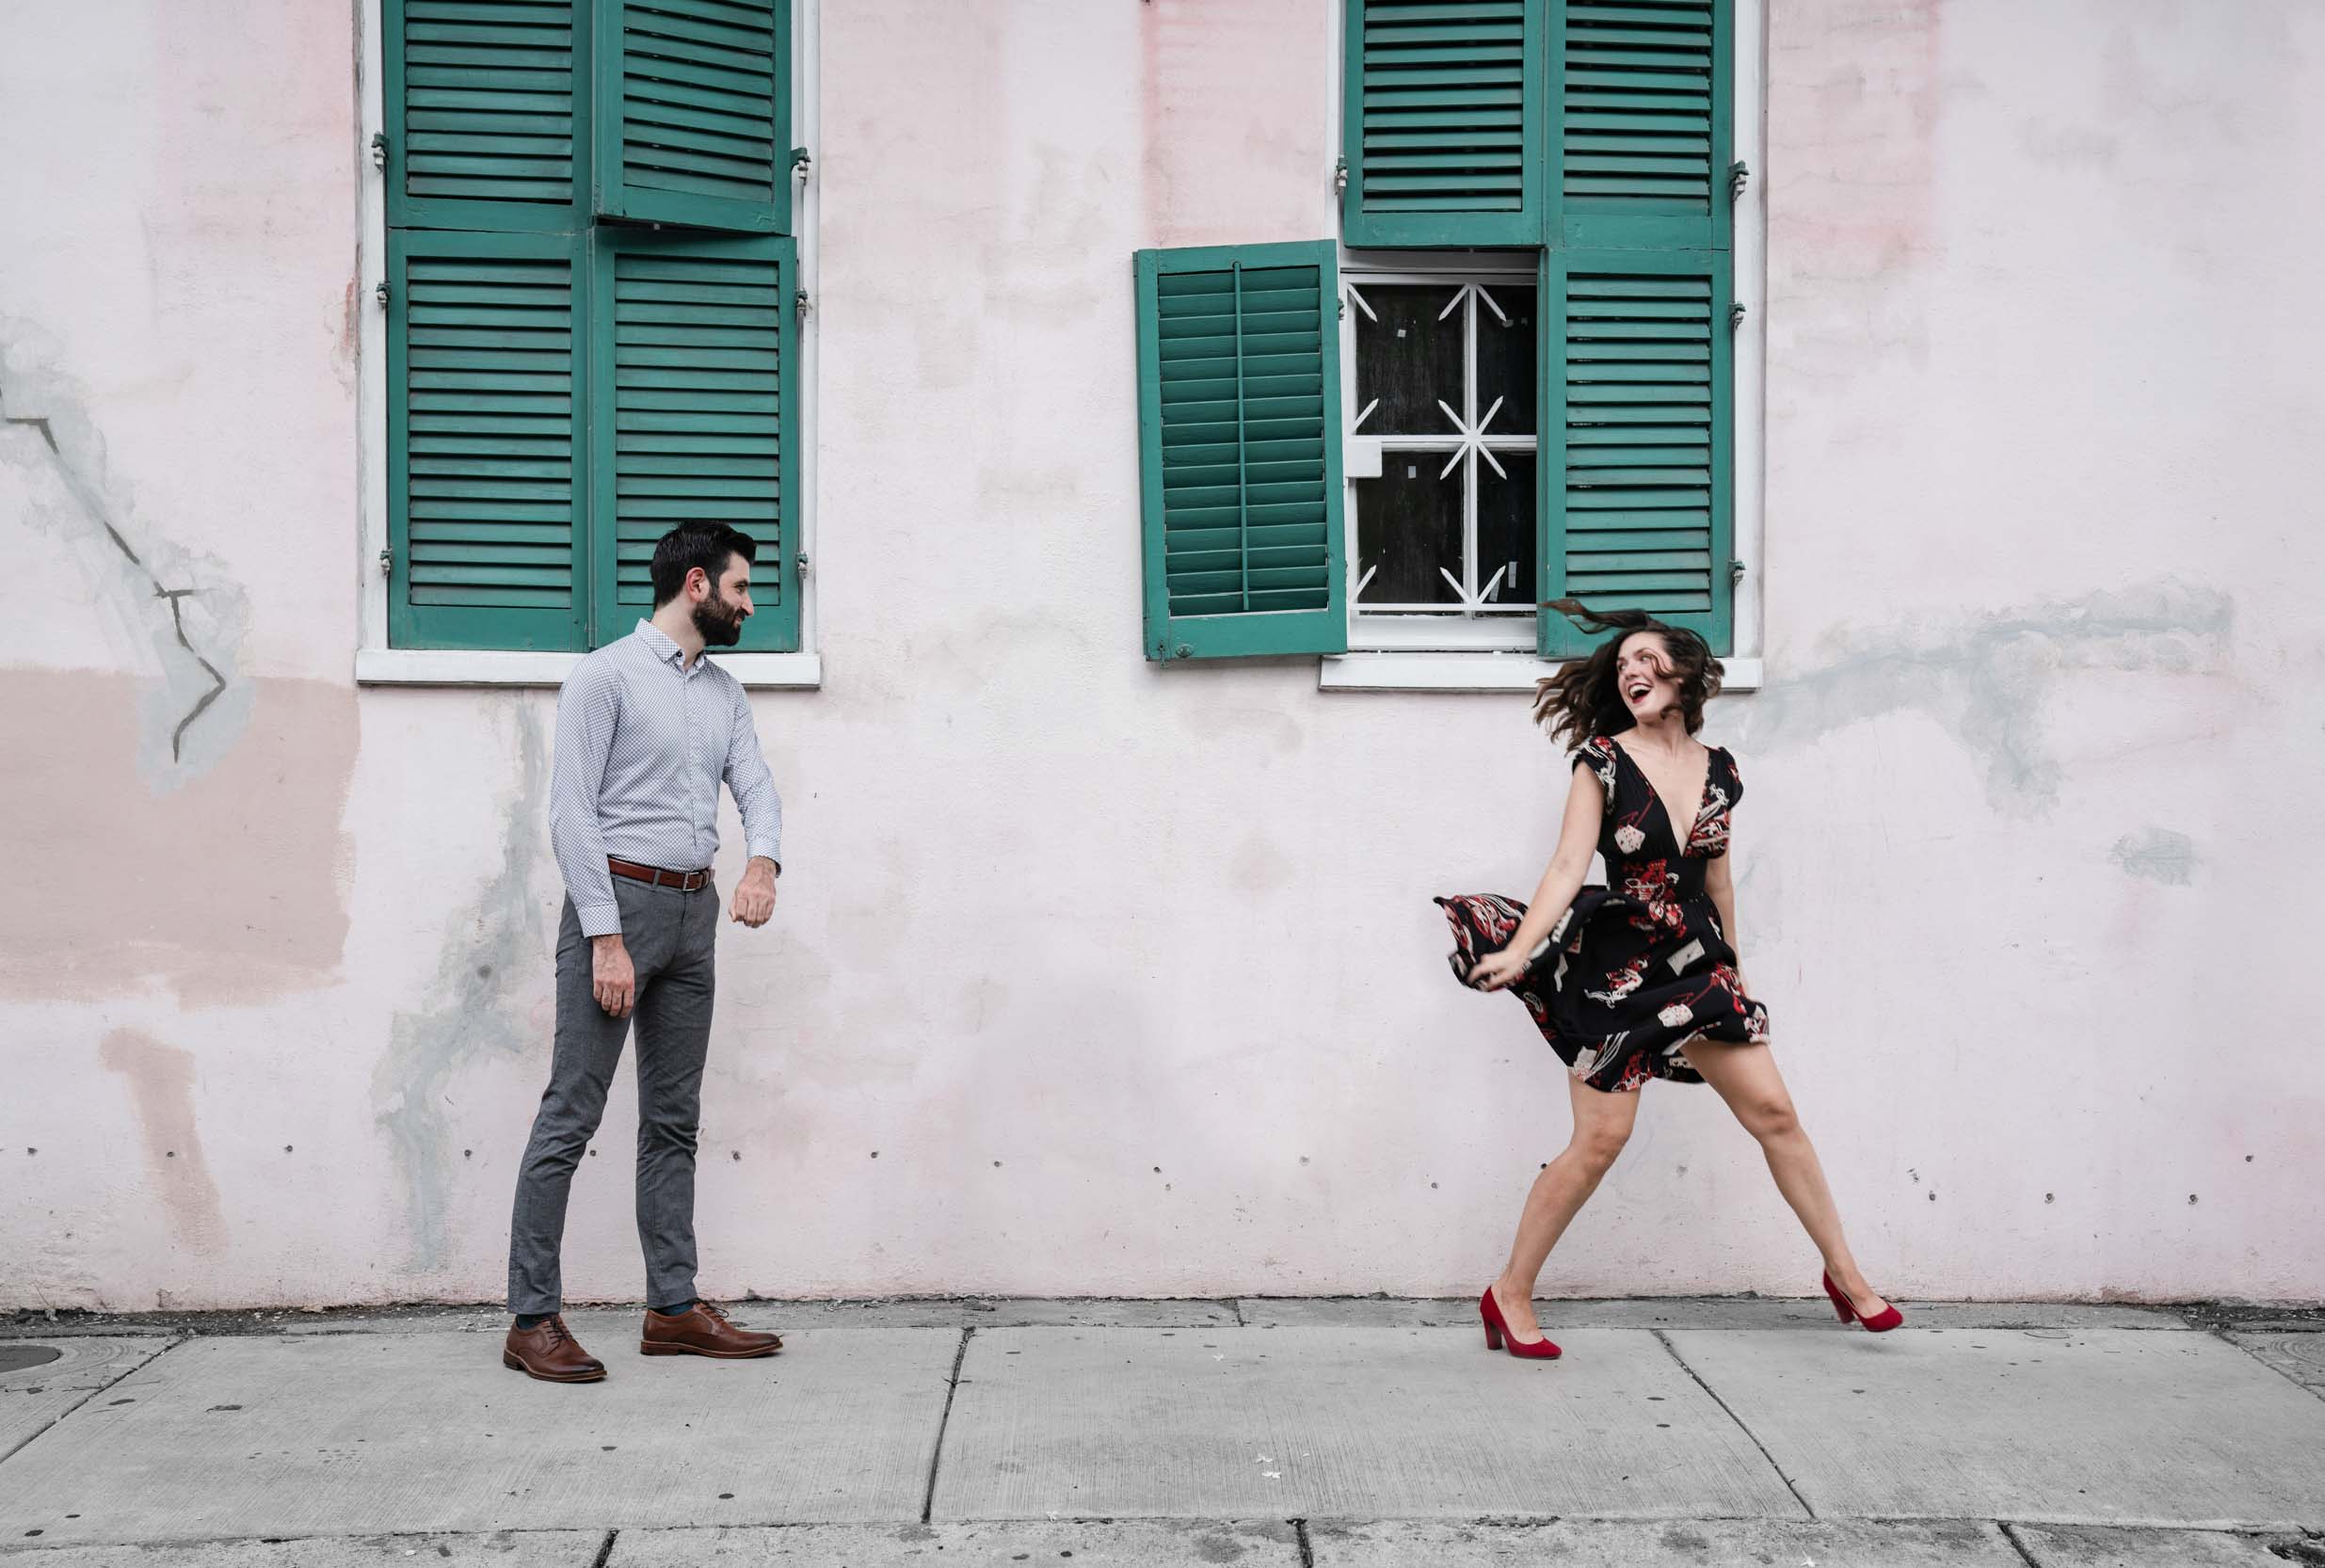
1728, 159, 1749, 198
371, 133, 390, 170
791, 147, 812, 182
375, 280, 391, 308
1333, 156, 1348, 199
1729, 557, 1747, 585
379, 546, 393, 576
1728, 301, 1745, 331
795, 552, 811, 577
794, 289, 812, 320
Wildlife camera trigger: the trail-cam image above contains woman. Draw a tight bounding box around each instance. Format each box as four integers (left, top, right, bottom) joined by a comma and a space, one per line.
1438, 605, 1900, 1361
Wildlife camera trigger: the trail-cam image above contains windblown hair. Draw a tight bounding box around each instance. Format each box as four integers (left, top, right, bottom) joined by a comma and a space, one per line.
1531, 600, 1724, 745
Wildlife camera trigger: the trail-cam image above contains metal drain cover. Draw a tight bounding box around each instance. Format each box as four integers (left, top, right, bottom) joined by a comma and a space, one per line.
0, 1345, 65, 1374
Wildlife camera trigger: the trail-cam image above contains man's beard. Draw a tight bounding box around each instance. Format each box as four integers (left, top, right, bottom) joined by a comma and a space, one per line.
692, 591, 746, 648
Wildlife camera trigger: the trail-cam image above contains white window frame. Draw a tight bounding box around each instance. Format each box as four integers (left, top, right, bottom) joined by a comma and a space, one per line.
352, 0, 823, 690
1319, 0, 1766, 694
1340, 260, 1544, 653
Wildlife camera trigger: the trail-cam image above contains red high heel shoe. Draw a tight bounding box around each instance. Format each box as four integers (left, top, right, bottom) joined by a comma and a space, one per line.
1821, 1271, 1904, 1333
1479, 1287, 1562, 1360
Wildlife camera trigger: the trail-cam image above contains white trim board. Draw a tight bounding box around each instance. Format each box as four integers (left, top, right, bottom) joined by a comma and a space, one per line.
1320, 652, 1765, 695
356, 649, 824, 690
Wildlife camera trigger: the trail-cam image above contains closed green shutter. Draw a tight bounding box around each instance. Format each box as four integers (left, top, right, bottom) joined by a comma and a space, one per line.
388, 230, 590, 650
1342, 0, 1547, 248
384, 0, 588, 231
1536, 247, 1730, 658
588, 230, 799, 651
1135, 243, 1348, 662
592, 0, 791, 233
1549, 0, 1731, 250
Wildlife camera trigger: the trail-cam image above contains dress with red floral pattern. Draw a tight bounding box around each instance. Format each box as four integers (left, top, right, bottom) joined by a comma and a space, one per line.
1437, 734, 1769, 1093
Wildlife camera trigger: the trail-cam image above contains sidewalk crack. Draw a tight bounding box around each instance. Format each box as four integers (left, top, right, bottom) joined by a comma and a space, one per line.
1996, 1521, 2044, 1568
1291, 1517, 1315, 1568
0, 1336, 189, 1468
1651, 1328, 1814, 1519
588, 1527, 618, 1568
920, 1325, 973, 1524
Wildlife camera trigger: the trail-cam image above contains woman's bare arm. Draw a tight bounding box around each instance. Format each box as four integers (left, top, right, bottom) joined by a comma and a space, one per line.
1469, 763, 1605, 991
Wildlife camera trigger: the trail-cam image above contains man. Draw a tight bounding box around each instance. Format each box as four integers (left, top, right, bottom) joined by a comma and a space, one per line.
502, 520, 788, 1383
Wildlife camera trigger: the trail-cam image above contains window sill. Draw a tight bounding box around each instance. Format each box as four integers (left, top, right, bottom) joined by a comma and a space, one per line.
354, 648, 824, 690
1320, 651, 1764, 694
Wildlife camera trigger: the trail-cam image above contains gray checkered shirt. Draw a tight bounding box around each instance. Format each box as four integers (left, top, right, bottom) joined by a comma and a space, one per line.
549, 620, 782, 938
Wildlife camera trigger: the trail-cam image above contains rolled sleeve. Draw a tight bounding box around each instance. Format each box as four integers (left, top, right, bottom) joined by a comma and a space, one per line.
723, 686, 783, 870
550, 657, 625, 936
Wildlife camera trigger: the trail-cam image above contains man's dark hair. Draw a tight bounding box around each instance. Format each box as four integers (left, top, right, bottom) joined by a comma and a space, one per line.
649, 522, 758, 607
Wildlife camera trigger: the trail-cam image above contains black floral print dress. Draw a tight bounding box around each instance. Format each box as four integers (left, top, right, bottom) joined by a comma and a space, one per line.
1437, 735, 1770, 1093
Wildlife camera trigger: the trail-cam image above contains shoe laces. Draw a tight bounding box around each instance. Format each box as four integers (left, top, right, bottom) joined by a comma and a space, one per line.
541, 1315, 570, 1347
695, 1303, 730, 1323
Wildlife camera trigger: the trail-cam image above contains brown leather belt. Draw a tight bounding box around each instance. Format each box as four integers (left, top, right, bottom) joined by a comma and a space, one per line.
608, 857, 712, 892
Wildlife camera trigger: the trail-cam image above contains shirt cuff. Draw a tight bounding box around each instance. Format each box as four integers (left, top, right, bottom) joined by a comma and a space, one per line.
746, 840, 782, 871
574, 901, 622, 938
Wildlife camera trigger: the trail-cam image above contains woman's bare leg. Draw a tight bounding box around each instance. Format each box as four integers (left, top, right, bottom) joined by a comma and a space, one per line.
1490, 1076, 1643, 1343
1687, 1041, 1891, 1317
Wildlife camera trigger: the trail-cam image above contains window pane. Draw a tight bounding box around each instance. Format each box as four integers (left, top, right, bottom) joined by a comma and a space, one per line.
1474, 284, 1537, 436
1355, 457, 1463, 605
1477, 454, 1537, 610
1354, 285, 1462, 435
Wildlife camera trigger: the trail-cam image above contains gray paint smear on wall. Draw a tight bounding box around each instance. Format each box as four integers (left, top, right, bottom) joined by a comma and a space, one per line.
0, 318, 252, 786
374, 702, 553, 1272
1737, 580, 2233, 816
2109, 828, 2199, 886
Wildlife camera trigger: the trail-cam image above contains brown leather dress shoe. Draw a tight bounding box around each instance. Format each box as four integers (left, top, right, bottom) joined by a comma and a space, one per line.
503, 1315, 607, 1383
640, 1302, 783, 1359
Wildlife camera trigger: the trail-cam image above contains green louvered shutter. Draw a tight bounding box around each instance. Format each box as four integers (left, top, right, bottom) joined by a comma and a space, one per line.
384, 0, 588, 231
1536, 248, 1731, 658
1550, 0, 1731, 250
388, 230, 589, 650
593, 0, 791, 233
1342, 0, 1547, 248
588, 230, 799, 651
1135, 243, 1347, 662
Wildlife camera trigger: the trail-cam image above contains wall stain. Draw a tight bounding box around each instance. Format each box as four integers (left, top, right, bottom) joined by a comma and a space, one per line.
2109, 827, 2199, 886
373, 703, 552, 1272
0, 320, 249, 780
98, 1030, 227, 1257
1740, 580, 2234, 815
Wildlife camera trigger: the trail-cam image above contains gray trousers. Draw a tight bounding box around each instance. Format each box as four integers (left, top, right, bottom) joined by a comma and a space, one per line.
507, 875, 717, 1316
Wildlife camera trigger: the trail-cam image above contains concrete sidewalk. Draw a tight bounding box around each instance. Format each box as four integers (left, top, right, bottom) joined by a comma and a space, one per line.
2, 1298, 2320, 1566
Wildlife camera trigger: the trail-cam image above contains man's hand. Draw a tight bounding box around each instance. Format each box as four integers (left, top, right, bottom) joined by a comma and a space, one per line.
592, 935, 636, 1018
730, 858, 778, 928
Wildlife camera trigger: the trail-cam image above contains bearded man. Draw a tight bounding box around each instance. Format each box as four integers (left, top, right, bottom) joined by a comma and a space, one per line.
501, 520, 787, 1382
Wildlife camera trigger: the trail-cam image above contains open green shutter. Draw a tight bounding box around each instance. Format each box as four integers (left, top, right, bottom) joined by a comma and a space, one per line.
388, 230, 589, 650
592, 0, 790, 233
588, 230, 799, 651
1136, 242, 1348, 663
1549, 0, 1731, 250
1536, 247, 1731, 659
384, 0, 588, 231
1342, 0, 1547, 248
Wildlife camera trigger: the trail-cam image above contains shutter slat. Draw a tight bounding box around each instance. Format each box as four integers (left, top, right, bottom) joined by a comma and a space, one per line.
1540, 249, 1731, 658
387, 0, 580, 225
1136, 243, 1347, 660
1347, 0, 1541, 239
591, 233, 797, 651
390, 232, 586, 648
598, 0, 788, 229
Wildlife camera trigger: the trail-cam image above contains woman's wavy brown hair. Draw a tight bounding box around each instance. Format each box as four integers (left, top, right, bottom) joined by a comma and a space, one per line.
1531, 600, 1724, 746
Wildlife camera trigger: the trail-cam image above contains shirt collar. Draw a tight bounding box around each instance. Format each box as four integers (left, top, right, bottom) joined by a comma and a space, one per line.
633, 619, 690, 669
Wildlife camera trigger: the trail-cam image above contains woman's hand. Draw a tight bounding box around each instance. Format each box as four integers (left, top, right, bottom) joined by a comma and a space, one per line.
1468, 945, 1533, 993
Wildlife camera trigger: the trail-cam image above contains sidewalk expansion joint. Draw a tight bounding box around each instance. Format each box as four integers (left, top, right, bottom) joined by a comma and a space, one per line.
1650, 1327, 1815, 1519
0, 1336, 188, 1470
920, 1325, 973, 1524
